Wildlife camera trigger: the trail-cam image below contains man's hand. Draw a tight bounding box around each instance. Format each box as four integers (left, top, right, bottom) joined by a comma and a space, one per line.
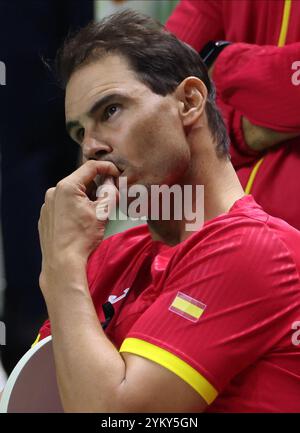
242, 117, 300, 151
38, 160, 120, 297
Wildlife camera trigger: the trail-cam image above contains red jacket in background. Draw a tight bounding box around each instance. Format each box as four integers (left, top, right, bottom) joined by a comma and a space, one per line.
166, 0, 300, 230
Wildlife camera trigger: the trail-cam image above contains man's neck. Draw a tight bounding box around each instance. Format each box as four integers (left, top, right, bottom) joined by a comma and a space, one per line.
147, 157, 245, 246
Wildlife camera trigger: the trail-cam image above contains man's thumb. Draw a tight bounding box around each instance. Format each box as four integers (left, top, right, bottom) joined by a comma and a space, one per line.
95, 176, 119, 221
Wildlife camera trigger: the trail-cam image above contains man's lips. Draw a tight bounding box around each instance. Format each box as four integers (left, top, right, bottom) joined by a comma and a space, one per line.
94, 171, 125, 192
103, 160, 125, 186
102, 158, 124, 173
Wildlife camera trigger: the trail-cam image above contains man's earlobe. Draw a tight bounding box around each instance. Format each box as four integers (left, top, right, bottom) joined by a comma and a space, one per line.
176, 78, 207, 127
179, 91, 205, 127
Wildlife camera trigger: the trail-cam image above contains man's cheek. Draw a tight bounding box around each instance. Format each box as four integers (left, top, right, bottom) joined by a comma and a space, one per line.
124, 123, 158, 162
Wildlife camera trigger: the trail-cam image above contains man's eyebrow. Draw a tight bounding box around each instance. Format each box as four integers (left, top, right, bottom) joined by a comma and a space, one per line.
89, 93, 126, 116
66, 93, 126, 135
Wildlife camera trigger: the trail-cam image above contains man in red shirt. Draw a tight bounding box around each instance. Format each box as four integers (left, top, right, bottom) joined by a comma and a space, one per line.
34, 10, 300, 412
167, 0, 300, 230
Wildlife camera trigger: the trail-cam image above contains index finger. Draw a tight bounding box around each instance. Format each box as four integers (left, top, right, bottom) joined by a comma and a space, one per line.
66, 160, 121, 188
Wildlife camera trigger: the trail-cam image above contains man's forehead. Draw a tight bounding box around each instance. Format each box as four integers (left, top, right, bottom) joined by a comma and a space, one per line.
65, 54, 142, 118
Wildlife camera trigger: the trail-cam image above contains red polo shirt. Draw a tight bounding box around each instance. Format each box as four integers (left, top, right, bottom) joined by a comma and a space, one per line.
38, 196, 300, 412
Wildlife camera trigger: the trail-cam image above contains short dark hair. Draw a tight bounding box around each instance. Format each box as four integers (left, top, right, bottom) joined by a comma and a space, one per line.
56, 9, 229, 157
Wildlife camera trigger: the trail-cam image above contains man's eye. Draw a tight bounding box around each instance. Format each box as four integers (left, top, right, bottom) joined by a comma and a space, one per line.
102, 104, 120, 121
76, 128, 84, 142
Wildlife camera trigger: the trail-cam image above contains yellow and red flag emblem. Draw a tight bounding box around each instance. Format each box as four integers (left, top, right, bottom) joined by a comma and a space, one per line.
169, 292, 206, 322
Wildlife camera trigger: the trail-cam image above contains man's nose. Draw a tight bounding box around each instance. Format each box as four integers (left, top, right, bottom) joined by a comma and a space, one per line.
82, 137, 112, 161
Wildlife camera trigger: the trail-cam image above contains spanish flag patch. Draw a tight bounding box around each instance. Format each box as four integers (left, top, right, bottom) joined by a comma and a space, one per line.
169, 292, 206, 322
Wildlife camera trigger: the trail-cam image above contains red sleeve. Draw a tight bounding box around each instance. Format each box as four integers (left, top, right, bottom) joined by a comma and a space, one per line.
120, 220, 300, 400
165, 0, 224, 52
213, 42, 300, 132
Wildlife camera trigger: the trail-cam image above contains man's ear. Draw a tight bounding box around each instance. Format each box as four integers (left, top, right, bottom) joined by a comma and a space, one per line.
175, 77, 207, 127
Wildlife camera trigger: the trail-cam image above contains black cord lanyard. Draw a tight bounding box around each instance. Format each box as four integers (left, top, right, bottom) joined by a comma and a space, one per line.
101, 302, 115, 330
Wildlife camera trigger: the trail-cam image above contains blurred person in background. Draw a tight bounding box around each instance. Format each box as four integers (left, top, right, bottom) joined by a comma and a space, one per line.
167, 0, 300, 229
95, 0, 178, 24
0, 0, 93, 375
